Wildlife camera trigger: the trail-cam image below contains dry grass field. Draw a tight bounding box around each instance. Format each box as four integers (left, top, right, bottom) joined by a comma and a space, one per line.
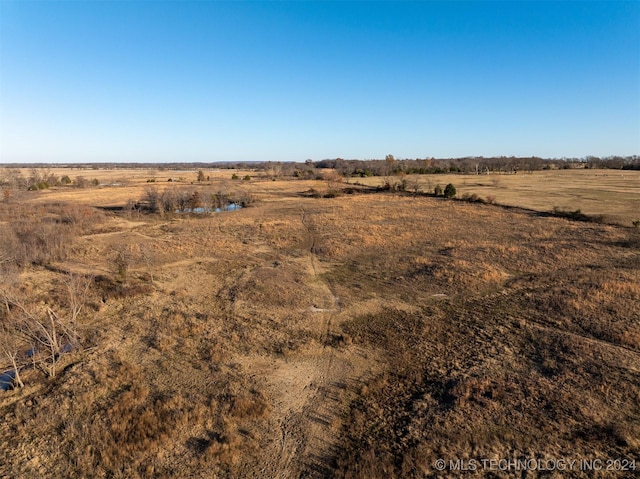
351, 168, 640, 226
0, 166, 639, 478
13, 166, 640, 225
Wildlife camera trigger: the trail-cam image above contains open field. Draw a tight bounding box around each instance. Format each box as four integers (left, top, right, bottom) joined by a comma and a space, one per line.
11, 166, 640, 225
0, 168, 639, 478
351, 168, 640, 226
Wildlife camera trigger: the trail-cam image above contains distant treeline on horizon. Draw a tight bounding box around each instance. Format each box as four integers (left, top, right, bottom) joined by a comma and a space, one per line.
1, 155, 639, 175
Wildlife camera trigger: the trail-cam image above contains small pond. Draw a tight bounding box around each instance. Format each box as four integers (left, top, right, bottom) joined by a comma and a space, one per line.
1, 344, 73, 392
0, 370, 16, 391
176, 203, 242, 214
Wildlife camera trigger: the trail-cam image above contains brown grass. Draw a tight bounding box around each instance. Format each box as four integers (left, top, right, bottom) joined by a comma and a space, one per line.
352, 168, 640, 225
0, 168, 639, 478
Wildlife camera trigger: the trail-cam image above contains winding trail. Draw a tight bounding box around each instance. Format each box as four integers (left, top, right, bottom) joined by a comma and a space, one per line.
238, 208, 376, 478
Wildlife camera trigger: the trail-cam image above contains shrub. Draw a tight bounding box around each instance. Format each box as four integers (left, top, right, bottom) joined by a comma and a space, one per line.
633, 220, 640, 228
551, 207, 605, 223
444, 183, 457, 198
552, 207, 588, 221
323, 190, 340, 198
461, 193, 485, 203
232, 174, 239, 180
188, 190, 203, 210
114, 247, 133, 283
243, 175, 251, 181
434, 184, 443, 196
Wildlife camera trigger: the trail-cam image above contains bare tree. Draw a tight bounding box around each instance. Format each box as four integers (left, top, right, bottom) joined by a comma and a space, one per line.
65, 273, 93, 340
2, 169, 26, 189
0, 225, 19, 285
124, 199, 138, 218
383, 154, 398, 190
176, 188, 191, 212
2, 295, 68, 378
0, 273, 91, 379
143, 186, 161, 213
114, 246, 133, 283
409, 176, 421, 195
139, 244, 157, 283
160, 188, 177, 214
323, 170, 344, 193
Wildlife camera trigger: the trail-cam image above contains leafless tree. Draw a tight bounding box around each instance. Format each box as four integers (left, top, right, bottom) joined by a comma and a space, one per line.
175, 188, 192, 212
323, 170, 343, 192
139, 244, 157, 283
65, 273, 93, 337
0, 273, 91, 379
2, 295, 68, 378
114, 246, 133, 283
0, 224, 20, 281
143, 186, 161, 213
124, 199, 138, 218
425, 177, 433, 195
160, 188, 177, 214
409, 176, 421, 194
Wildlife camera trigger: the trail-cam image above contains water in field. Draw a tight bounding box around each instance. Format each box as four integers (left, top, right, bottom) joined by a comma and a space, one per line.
176, 203, 242, 214
0, 370, 16, 391
1, 345, 73, 392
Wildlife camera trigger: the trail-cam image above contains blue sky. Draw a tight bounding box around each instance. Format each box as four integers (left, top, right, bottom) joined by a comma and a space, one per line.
0, 1, 638, 163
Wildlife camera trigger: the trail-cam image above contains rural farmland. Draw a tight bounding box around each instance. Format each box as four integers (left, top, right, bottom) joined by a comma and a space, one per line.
2, 1, 639, 476
0, 165, 638, 478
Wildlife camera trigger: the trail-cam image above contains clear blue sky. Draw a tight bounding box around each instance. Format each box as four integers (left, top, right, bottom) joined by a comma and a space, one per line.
0, 1, 638, 163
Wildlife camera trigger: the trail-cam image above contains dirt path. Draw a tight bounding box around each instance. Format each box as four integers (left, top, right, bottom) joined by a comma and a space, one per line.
240, 342, 375, 478
236, 209, 378, 478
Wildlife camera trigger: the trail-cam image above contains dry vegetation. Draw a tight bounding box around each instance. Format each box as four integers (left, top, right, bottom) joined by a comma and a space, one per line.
350, 168, 640, 226
0, 167, 639, 478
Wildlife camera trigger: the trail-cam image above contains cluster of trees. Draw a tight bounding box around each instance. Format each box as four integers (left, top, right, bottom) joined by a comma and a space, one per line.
0, 202, 102, 268
136, 186, 254, 215
313, 155, 640, 177
0, 199, 102, 388
582, 156, 640, 170
2, 155, 637, 191
0, 168, 99, 190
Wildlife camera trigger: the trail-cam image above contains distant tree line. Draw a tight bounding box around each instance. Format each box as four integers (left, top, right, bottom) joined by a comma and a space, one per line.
1, 156, 638, 185
0, 168, 99, 190
312, 155, 640, 177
